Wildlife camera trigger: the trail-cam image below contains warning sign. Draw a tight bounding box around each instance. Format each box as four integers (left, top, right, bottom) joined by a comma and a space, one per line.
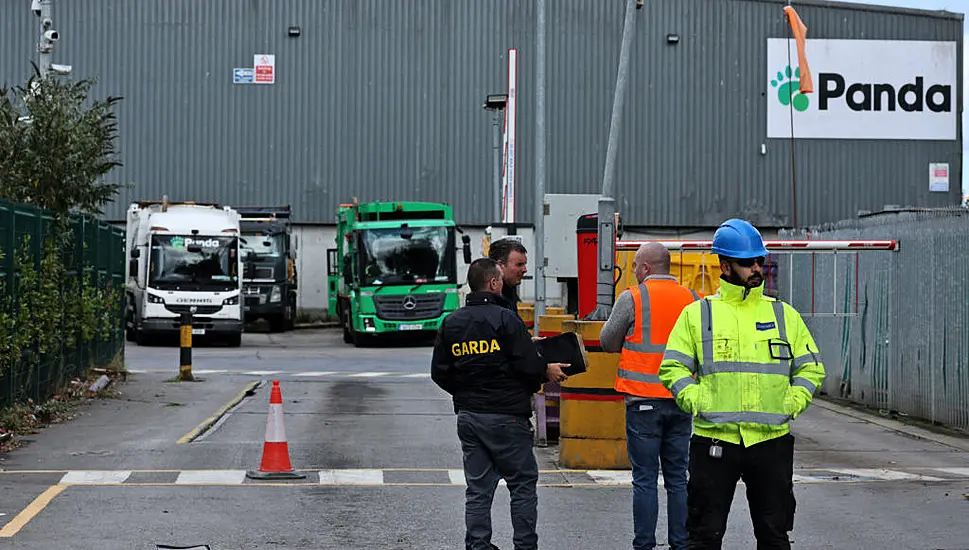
254, 54, 275, 84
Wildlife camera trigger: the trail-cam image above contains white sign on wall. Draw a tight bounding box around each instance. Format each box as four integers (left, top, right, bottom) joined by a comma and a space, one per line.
766, 39, 957, 140
929, 162, 950, 192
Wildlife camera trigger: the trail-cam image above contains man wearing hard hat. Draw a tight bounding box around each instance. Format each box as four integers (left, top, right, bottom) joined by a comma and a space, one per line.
658, 218, 826, 550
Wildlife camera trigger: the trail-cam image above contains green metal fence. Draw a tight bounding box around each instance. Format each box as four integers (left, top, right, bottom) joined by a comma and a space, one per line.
0, 198, 125, 409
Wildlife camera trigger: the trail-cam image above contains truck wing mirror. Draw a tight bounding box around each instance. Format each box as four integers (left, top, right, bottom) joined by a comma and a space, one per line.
461, 235, 472, 264
130, 248, 140, 259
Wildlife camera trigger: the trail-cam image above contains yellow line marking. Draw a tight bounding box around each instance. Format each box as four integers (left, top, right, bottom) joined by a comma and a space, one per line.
0, 484, 67, 538
176, 380, 261, 444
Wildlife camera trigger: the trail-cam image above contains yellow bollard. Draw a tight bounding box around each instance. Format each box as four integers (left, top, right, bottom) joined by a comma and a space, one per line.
558, 319, 630, 469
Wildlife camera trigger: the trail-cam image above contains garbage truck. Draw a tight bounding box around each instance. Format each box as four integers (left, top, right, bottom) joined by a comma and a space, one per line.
124, 197, 244, 346
236, 205, 298, 332
327, 200, 472, 346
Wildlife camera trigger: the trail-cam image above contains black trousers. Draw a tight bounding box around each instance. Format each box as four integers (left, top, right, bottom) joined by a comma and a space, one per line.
457, 411, 539, 550
686, 433, 796, 550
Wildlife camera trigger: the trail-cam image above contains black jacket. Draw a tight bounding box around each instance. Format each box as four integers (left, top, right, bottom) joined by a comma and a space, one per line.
431, 291, 546, 417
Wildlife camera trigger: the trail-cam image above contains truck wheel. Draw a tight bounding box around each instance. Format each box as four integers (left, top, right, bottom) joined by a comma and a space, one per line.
226, 332, 242, 347
268, 314, 286, 333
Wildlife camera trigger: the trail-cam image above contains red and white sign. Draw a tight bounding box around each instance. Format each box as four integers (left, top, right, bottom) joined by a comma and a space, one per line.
254, 54, 275, 84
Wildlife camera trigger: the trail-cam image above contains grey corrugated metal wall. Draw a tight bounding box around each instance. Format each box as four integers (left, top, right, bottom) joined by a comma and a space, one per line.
777, 209, 969, 432
0, 0, 963, 226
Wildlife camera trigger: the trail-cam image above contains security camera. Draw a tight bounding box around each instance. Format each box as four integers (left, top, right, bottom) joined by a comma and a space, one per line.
43, 29, 58, 42
31, 0, 42, 16
42, 17, 52, 29
50, 63, 72, 75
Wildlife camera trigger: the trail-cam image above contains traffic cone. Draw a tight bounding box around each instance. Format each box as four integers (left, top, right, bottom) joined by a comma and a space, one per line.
246, 380, 306, 480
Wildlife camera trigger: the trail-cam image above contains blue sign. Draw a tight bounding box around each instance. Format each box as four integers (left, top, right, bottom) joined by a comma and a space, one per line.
233, 68, 254, 84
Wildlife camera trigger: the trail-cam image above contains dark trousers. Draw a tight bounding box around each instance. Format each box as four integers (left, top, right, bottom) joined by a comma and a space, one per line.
686, 433, 796, 550
457, 411, 539, 550
625, 399, 692, 550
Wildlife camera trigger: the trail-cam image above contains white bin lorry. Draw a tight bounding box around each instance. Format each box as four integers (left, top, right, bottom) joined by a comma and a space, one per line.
124, 198, 244, 346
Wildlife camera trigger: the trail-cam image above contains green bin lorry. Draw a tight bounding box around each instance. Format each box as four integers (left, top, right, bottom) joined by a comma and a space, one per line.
327, 200, 472, 346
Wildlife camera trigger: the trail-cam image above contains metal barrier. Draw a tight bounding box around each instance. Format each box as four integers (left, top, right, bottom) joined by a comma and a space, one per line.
777, 208, 969, 432
0, 198, 125, 409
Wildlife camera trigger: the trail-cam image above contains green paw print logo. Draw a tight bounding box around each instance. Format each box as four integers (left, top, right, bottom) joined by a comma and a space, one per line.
771, 66, 809, 112
170, 236, 184, 248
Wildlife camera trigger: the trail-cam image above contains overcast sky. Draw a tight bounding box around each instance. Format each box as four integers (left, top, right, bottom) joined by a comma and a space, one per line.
836, 0, 968, 198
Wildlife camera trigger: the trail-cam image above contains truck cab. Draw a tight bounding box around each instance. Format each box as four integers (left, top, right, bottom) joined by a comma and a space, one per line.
235, 205, 298, 332
124, 199, 244, 346
327, 200, 472, 346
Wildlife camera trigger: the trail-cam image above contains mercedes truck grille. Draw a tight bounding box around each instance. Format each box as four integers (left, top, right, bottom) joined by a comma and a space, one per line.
373, 294, 445, 321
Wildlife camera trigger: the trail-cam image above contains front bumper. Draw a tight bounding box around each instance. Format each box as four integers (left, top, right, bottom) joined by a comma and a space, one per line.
141, 317, 243, 336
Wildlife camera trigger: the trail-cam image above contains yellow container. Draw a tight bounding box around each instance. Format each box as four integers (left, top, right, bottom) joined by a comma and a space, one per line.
557, 320, 630, 470
614, 249, 721, 298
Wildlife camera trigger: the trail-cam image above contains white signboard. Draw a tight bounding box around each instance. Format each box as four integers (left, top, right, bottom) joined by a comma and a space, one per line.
929, 162, 950, 192
766, 39, 957, 140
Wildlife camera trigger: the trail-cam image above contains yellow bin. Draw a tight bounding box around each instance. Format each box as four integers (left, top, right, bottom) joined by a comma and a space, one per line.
558, 320, 630, 470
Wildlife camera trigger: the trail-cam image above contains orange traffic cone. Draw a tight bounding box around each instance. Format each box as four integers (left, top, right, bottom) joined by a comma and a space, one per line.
246, 380, 306, 480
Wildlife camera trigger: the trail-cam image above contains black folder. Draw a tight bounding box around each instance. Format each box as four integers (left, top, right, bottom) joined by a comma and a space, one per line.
535, 331, 589, 376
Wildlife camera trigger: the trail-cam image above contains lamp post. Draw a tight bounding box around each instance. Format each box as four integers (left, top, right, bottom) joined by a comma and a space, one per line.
483, 93, 508, 224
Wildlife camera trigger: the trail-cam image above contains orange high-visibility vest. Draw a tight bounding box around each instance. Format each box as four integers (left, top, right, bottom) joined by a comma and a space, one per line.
615, 277, 700, 398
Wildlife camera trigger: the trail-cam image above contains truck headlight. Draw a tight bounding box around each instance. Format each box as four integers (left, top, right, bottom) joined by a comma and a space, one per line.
147, 293, 164, 304
223, 295, 239, 305
270, 285, 282, 303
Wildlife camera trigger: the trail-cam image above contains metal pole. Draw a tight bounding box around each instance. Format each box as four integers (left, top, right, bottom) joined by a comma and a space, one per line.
492, 112, 502, 224
533, 0, 547, 321
38, 0, 52, 78
588, 0, 638, 321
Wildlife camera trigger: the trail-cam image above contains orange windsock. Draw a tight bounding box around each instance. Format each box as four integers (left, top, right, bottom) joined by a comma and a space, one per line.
784, 6, 813, 94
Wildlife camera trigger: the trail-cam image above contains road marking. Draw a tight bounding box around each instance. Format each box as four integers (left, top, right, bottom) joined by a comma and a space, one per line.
447, 469, 505, 486
347, 372, 391, 378
193, 369, 229, 374
827, 468, 944, 482
587, 470, 632, 485
292, 371, 337, 377
401, 373, 431, 378
319, 469, 384, 485
177, 380, 261, 444
0, 485, 67, 537
933, 467, 969, 476
60, 471, 132, 484
176, 470, 247, 485
243, 371, 283, 375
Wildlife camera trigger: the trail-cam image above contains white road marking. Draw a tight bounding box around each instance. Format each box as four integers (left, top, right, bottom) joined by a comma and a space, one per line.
60, 471, 132, 484
827, 468, 944, 481
176, 470, 247, 485
243, 371, 283, 375
401, 373, 431, 378
347, 372, 391, 377
318, 469, 384, 485
292, 371, 337, 377
933, 467, 969, 477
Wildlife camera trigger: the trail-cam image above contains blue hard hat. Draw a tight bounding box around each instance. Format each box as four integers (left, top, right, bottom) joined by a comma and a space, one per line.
711, 218, 769, 259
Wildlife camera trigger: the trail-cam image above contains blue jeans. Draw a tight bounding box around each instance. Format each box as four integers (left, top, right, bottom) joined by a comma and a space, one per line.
625, 398, 692, 550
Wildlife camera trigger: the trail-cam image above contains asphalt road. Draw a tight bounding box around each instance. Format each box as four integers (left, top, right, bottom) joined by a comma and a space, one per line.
1, 328, 968, 549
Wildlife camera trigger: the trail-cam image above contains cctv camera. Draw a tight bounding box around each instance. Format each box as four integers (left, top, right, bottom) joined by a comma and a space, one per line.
50, 63, 72, 75
42, 17, 52, 29
31, 0, 41, 16
43, 29, 58, 42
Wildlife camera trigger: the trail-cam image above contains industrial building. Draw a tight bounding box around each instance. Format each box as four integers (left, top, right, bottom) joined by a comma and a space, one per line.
1, 0, 963, 318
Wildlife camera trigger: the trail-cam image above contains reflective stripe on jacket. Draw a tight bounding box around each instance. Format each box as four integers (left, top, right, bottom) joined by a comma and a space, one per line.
615, 277, 700, 399
658, 279, 826, 447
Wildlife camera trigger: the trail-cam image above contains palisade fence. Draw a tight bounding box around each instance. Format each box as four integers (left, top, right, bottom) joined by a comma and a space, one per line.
776, 207, 969, 432
0, 198, 126, 410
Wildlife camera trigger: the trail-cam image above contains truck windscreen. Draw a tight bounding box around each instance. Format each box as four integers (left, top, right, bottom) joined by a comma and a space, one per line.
241, 233, 284, 258
358, 226, 455, 286
149, 235, 239, 291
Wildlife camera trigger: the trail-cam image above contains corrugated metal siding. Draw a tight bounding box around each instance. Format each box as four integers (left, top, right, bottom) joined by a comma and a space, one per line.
0, 0, 962, 226
777, 208, 969, 431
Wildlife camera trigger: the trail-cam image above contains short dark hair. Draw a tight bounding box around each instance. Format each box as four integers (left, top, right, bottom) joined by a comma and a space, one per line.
487, 238, 527, 264
467, 257, 502, 292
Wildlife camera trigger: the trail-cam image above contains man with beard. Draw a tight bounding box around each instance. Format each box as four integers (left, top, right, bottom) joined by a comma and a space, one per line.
658, 218, 826, 550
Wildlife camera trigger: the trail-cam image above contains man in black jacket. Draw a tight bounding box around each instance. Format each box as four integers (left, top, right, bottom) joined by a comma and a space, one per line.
431, 257, 548, 550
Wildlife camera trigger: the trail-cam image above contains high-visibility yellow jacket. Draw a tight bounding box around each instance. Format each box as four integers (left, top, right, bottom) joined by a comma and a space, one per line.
658, 278, 826, 447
